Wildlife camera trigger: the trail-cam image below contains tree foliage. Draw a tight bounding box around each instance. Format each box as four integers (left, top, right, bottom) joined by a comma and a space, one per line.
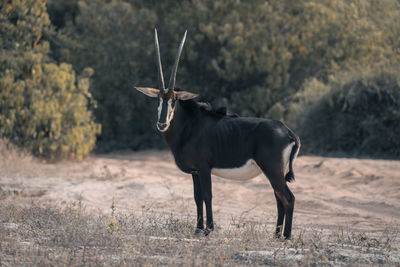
0, 0, 100, 159
50, 0, 160, 150
297, 64, 400, 157
2, 0, 399, 157
48, 0, 399, 154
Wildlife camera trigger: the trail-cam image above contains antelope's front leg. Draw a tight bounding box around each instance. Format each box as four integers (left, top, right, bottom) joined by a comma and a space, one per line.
198, 169, 213, 235
192, 173, 204, 233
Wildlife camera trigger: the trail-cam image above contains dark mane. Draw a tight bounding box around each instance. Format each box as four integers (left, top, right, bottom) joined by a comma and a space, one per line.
179, 99, 239, 118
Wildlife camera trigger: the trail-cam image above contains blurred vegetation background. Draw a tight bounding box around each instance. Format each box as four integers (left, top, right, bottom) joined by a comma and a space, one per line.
1, 0, 399, 158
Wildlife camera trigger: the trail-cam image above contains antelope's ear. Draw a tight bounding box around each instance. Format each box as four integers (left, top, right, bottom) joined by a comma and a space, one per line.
175, 90, 198, 100
135, 87, 159, 98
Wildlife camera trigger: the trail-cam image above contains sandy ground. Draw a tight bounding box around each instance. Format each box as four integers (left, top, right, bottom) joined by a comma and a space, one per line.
1, 151, 400, 234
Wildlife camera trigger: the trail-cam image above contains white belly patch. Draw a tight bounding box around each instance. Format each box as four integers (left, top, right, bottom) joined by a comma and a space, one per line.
211, 159, 262, 180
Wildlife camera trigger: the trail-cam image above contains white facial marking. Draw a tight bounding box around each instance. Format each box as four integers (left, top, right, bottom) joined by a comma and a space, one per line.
166, 99, 173, 122
157, 98, 175, 132
157, 98, 163, 119
282, 142, 295, 174
211, 159, 262, 180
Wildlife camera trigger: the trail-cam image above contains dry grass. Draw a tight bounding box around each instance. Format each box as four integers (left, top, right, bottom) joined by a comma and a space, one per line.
0, 192, 399, 266
0, 139, 32, 164
0, 139, 38, 179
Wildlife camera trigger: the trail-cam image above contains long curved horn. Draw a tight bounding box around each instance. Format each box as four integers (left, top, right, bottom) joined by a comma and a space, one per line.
154, 28, 165, 90
168, 30, 187, 91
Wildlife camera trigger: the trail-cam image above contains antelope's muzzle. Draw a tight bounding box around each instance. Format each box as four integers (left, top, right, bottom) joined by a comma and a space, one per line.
157, 122, 168, 132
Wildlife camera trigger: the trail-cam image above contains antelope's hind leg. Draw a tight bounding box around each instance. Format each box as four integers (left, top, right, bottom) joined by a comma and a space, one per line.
280, 184, 295, 239
272, 180, 295, 239
274, 183, 295, 239
257, 160, 295, 240
274, 192, 285, 238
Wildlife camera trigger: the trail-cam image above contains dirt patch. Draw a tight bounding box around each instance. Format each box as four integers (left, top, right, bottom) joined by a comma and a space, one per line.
1, 151, 399, 265
1, 151, 399, 231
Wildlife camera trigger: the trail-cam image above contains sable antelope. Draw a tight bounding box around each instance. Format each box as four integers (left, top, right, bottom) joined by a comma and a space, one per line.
135, 29, 300, 239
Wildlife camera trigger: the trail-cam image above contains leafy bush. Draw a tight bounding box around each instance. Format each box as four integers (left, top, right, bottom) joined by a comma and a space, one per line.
297, 64, 400, 157
0, 0, 100, 159
267, 77, 331, 128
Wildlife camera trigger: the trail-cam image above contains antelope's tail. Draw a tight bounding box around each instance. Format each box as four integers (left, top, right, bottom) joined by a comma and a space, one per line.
285, 134, 301, 183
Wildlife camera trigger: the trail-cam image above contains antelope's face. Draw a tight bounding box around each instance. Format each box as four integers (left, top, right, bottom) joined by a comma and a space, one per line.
135, 29, 197, 133
135, 87, 197, 132
157, 90, 176, 132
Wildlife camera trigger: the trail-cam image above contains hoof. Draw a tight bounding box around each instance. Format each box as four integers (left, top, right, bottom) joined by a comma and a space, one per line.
204, 227, 213, 236
194, 228, 204, 236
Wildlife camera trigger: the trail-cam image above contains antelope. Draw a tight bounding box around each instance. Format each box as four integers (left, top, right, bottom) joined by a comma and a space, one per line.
135, 29, 300, 239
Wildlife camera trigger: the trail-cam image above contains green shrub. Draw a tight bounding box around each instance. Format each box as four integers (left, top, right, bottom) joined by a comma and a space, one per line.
267, 77, 331, 128
298, 64, 400, 157
0, 0, 100, 159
